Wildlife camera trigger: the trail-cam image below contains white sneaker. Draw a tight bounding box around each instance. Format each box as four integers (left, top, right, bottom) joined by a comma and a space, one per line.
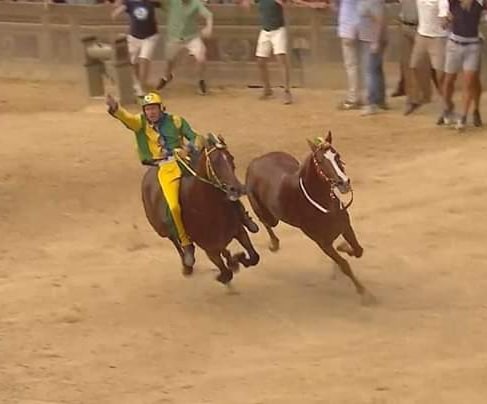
361, 104, 378, 116
455, 116, 467, 132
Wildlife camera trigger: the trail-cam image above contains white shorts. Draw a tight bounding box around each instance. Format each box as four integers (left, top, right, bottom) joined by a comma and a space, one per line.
127, 34, 160, 64
165, 36, 206, 62
256, 27, 288, 58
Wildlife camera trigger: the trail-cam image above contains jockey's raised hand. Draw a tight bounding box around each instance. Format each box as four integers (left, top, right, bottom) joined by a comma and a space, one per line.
106, 94, 118, 112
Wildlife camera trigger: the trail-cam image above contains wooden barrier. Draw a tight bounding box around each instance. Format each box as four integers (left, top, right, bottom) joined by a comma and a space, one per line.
1, 2, 486, 88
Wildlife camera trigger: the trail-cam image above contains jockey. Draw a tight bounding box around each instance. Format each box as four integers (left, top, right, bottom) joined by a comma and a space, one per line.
106, 92, 258, 268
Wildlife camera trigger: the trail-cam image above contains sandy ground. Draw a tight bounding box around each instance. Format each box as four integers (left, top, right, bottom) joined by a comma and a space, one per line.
1, 77, 487, 404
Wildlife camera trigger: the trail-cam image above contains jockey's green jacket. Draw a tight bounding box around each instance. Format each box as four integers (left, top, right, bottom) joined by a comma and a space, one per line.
111, 106, 203, 164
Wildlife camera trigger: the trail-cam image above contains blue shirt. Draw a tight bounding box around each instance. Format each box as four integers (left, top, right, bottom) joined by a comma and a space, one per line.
124, 0, 160, 39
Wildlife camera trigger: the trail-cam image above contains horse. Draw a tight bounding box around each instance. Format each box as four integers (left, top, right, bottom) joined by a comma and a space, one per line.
141, 133, 260, 284
245, 131, 375, 304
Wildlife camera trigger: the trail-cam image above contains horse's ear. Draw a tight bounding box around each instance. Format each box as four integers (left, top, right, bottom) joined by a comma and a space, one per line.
307, 138, 318, 152
325, 130, 332, 144
206, 133, 216, 147
217, 134, 226, 146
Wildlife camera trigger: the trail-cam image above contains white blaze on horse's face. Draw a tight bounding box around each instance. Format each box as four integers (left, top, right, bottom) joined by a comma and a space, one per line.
323, 148, 350, 194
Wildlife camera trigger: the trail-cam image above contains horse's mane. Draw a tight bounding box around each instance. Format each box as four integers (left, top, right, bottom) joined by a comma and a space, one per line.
185, 133, 227, 174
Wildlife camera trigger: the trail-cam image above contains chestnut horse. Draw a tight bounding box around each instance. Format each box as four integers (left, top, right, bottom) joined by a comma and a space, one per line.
245, 132, 374, 303
142, 133, 260, 284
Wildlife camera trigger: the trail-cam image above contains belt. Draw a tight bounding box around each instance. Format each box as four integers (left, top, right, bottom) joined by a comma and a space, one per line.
401, 20, 418, 27
449, 37, 481, 46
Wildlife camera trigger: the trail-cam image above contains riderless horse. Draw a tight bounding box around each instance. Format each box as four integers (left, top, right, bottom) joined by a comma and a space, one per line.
245, 131, 374, 303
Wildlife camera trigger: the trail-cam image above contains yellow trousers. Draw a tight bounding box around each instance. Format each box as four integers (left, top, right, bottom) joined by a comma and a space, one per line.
157, 160, 191, 246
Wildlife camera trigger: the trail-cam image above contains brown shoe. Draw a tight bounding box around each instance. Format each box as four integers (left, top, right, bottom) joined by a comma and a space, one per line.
156, 74, 173, 90
259, 89, 273, 100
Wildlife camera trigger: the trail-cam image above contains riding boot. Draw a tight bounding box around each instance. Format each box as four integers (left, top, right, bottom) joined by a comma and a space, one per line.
182, 243, 195, 268
235, 201, 259, 233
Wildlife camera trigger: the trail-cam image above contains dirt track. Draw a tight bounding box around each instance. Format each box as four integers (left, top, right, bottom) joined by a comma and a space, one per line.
1, 78, 487, 404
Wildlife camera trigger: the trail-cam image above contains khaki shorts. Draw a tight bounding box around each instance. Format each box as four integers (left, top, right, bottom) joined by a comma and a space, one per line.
165, 37, 206, 63
410, 34, 447, 71
256, 27, 288, 57
444, 38, 482, 73
127, 34, 159, 64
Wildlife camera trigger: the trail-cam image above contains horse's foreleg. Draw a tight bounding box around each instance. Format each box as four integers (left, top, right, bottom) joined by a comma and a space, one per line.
319, 243, 375, 305
222, 249, 240, 273
205, 250, 233, 284
339, 215, 364, 258
247, 192, 279, 252
234, 227, 260, 268
170, 237, 193, 276
265, 224, 280, 252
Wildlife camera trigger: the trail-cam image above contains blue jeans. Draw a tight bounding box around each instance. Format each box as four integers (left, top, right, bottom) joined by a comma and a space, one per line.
368, 49, 386, 106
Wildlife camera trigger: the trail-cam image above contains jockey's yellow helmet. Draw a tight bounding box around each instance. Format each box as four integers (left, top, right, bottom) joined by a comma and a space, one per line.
142, 92, 163, 107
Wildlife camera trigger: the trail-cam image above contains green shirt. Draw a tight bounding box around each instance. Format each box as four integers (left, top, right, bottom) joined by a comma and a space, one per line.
166, 0, 211, 41
112, 106, 201, 164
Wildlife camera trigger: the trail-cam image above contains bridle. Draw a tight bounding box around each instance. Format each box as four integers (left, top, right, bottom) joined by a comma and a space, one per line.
204, 146, 227, 191
175, 144, 233, 194
299, 148, 353, 214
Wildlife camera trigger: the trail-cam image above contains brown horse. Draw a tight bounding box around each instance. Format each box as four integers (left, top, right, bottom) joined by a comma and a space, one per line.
142, 133, 260, 284
245, 132, 375, 304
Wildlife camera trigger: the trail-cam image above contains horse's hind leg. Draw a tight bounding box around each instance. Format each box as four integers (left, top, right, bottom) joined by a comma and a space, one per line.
234, 227, 260, 268
319, 243, 375, 305
247, 192, 280, 252
206, 250, 233, 285
170, 237, 193, 276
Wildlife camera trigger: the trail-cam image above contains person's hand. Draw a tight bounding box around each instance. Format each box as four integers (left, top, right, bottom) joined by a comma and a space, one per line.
201, 26, 212, 39
370, 42, 380, 53
174, 147, 189, 160
106, 94, 118, 111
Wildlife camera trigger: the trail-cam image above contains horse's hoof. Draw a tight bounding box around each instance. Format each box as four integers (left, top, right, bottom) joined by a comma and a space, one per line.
360, 291, 378, 306
228, 260, 240, 273
248, 253, 260, 267
182, 266, 193, 277
217, 271, 233, 285
268, 241, 280, 253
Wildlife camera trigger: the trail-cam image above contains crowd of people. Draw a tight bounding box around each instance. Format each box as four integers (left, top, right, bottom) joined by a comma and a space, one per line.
39, 0, 487, 130
335, 0, 486, 132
